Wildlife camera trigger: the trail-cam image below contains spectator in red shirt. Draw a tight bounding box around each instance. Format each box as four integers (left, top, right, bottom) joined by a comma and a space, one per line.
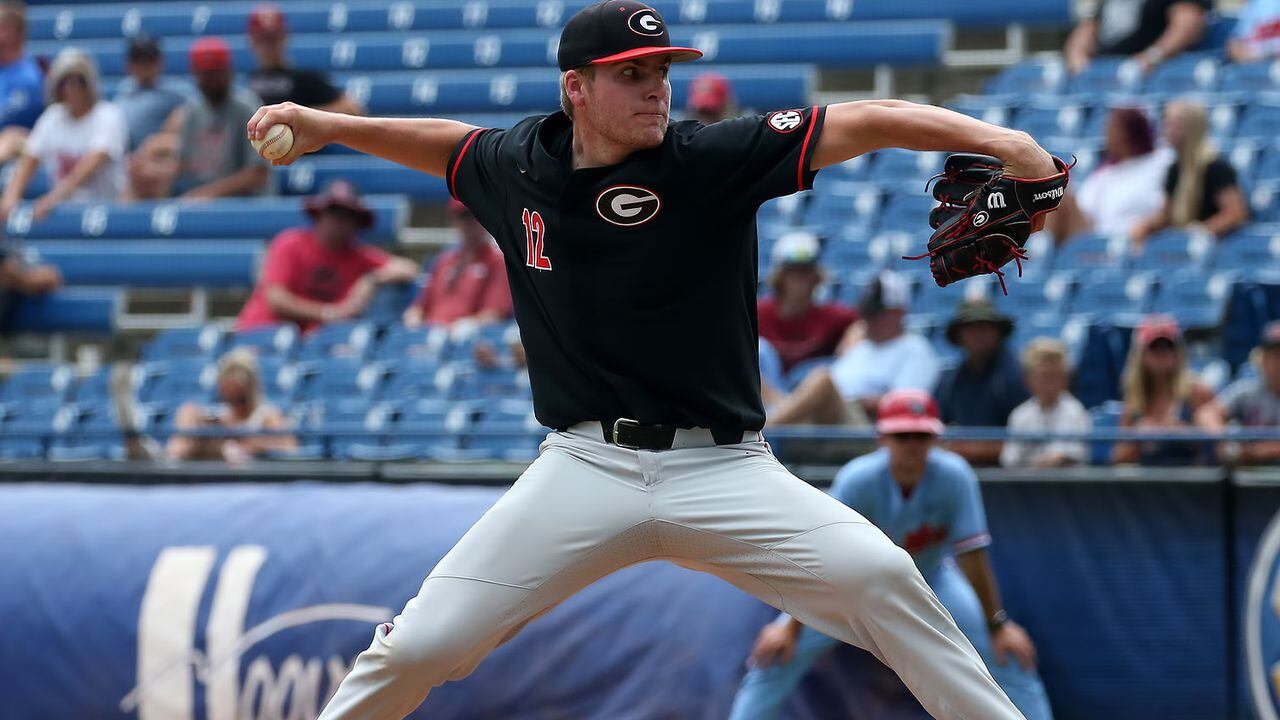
757, 230, 858, 372
236, 180, 418, 332
402, 199, 512, 329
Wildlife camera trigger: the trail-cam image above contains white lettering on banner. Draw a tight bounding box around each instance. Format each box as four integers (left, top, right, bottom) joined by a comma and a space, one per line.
1032, 187, 1064, 202
123, 546, 391, 720
403, 38, 430, 68
328, 3, 349, 32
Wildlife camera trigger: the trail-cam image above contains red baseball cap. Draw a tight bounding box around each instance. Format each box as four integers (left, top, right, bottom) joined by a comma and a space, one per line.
1135, 314, 1183, 348
875, 390, 944, 436
305, 180, 375, 230
248, 3, 288, 38
189, 37, 232, 73
688, 73, 731, 112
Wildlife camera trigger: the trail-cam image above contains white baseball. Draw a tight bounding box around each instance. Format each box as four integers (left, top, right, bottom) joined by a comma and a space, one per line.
251, 123, 294, 161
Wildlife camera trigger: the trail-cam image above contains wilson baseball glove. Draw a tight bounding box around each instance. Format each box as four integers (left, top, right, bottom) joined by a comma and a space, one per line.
909, 153, 1071, 293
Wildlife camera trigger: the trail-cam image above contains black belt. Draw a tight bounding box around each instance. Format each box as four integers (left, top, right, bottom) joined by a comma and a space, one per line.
600, 418, 746, 450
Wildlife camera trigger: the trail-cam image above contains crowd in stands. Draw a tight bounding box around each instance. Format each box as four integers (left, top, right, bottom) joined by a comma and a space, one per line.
0, 0, 1278, 467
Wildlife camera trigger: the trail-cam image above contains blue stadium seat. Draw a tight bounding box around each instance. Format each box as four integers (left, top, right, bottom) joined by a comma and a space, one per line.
387, 398, 469, 457
985, 60, 1067, 95
1013, 103, 1087, 141
871, 149, 943, 183
1255, 147, 1280, 183
1052, 232, 1127, 273
449, 365, 531, 400
296, 358, 386, 401
0, 403, 68, 459
1144, 54, 1220, 94
1219, 59, 1280, 94
226, 324, 300, 360
804, 182, 882, 231
379, 359, 448, 402
142, 326, 224, 362
1066, 58, 1144, 95
467, 399, 544, 461
135, 359, 215, 405
1088, 400, 1126, 465
48, 401, 126, 461
946, 94, 1017, 126
31, 240, 261, 287
295, 322, 379, 362
1152, 271, 1235, 329
1069, 275, 1154, 321
1216, 229, 1280, 273
4, 289, 118, 333
1131, 229, 1215, 272
1234, 100, 1280, 141
278, 157, 449, 199
3, 197, 408, 244
70, 368, 114, 403
0, 363, 74, 412
375, 326, 451, 362
1249, 182, 1280, 223
877, 193, 938, 233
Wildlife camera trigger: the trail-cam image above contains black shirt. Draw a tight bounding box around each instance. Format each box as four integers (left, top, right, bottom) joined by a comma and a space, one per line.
933, 349, 1029, 427
448, 107, 826, 431
1093, 0, 1210, 56
1163, 157, 1239, 222
249, 67, 342, 108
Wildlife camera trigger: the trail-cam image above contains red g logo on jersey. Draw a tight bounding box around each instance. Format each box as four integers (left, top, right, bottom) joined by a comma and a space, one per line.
767, 110, 803, 133
627, 9, 664, 36
596, 186, 661, 227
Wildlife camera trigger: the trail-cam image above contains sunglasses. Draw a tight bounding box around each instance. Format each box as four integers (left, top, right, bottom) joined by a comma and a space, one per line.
887, 432, 934, 443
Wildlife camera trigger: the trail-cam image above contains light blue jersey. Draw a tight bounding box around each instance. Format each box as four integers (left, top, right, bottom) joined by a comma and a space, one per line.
830, 447, 990, 580
729, 447, 1054, 720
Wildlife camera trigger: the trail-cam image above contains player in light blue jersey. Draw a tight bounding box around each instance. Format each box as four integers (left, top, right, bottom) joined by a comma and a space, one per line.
729, 389, 1054, 720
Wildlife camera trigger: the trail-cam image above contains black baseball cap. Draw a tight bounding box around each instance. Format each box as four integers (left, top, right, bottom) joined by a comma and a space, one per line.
127, 34, 161, 62
557, 0, 701, 71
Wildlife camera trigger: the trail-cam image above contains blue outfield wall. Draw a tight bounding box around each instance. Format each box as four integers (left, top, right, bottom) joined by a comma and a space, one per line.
0, 471, 1276, 720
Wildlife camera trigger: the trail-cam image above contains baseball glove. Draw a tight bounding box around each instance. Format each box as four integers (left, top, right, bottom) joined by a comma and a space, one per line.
908, 153, 1071, 293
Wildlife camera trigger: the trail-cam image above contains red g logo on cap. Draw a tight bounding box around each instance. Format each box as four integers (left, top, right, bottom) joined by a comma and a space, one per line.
875, 390, 944, 436
628, 8, 664, 36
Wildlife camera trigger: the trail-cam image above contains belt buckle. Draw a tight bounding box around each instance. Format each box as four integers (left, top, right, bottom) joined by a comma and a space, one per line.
612, 418, 642, 450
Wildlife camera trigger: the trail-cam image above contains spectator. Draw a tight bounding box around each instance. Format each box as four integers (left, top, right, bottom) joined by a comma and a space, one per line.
246, 3, 364, 115
758, 338, 787, 407
934, 299, 1028, 466
1064, 0, 1208, 75
166, 349, 296, 463
1112, 314, 1215, 465
402, 199, 512, 329
1196, 321, 1280, 464
236, 181, 418, 333
0, 48, 126, 222
0, 239, 61, 333
114, 35, 192, 151
0, 2, 44, 164
1131, 99, 1249, 247
1001, 338, 1092, 468
769, 270, 938, 426
1046, 107, 1172, 244
757, 231, 858, 373
687, 71, 733, 124
1228, 0, 1280, 62
167, 37, 271, 199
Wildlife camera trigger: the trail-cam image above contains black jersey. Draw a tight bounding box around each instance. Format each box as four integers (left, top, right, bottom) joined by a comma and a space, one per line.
446, 106, 826, 431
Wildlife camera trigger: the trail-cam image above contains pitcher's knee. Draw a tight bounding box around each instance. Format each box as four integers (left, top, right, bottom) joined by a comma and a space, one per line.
377, 617, 476, 679
833, 540, 921, 604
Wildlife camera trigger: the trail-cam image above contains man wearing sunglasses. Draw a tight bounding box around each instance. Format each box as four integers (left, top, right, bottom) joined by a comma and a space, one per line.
730, 389, 1054, 720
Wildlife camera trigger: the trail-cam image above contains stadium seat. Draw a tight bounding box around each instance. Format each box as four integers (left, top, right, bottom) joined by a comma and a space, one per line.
141, 326, 224, 362
0, 403, 67, 459
1234, 100, 1280, 141
0, 363, 74, 412
31, 240, 261, 288
1249, 182, 1280, 224
387, 398, 471, 458
134, 359, 216, 405
449, 365, 532, 400
1066, 58, 1143, 95
1144, 54, 1219, 94
70, 368, 114, 403
47, 401, 127, 461
4, 289, 118, 333
1052, 232, 1127, 273
870, 150, 943, 183
1013, 102, 1087, 141
375, 326, 452, 362
946, 94, 1017, 126
1152, 272, 1235, 330
379, 359, 448, 402
1069, 275, 1154, 321
466, 399, 544, 461
3, 197, 408, 244
226, 324, 300, 360
1219, 59, 1280, 93
1131, 229, 1215, 272
1216, 229, 1280, 273
295, 322, 379, 362
984, 59, 1067, 95
299, 399, 397, 459
296, 358, 387, 401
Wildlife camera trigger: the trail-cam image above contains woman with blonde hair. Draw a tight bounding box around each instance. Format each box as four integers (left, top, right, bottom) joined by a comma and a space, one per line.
0, 48, 128, 222
1112, 315, 1215, 465
1131, 99, 1249, 248
166, 348, 296, 463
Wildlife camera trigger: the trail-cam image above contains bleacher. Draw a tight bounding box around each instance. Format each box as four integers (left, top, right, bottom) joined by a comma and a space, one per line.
2, 0, 1277, 462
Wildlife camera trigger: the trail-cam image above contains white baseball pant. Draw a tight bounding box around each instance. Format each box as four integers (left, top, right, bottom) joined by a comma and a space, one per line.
318, 423, 1025, 719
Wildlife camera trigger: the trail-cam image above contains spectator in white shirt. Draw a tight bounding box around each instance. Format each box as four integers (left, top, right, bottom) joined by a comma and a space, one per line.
1000, 338, 1092, 468
768, 270, 938, 426
0, 48, 127, 223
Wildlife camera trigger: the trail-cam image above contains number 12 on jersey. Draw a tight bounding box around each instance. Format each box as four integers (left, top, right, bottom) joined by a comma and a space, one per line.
522, 208, 553, 271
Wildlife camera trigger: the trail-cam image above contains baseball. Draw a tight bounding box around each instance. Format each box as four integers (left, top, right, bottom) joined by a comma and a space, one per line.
251, 123, 294, 161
